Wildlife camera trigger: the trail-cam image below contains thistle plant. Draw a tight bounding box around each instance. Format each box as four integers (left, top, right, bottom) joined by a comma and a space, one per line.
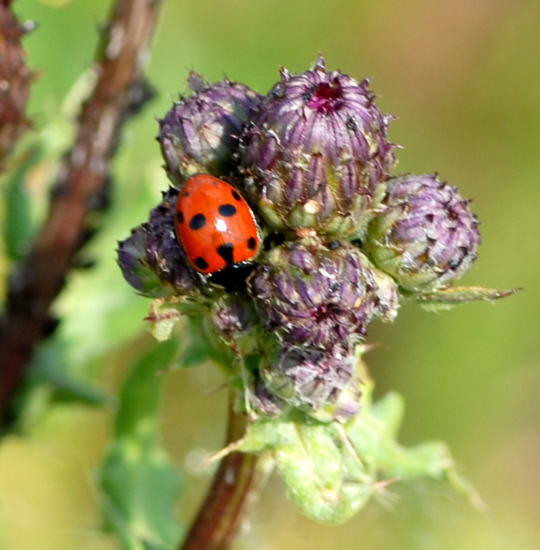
117, 57, 516, 548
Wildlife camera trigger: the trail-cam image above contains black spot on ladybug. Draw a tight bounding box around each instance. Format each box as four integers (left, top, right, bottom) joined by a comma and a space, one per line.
176, 211, 184, 224
231, 190, 241, 201
189, 213, 206, 230
217, 243, 235, 266
219, 204, 237, 217
194, 257, 209, 270
182, 191, 190, 198
247, 236, 257, 250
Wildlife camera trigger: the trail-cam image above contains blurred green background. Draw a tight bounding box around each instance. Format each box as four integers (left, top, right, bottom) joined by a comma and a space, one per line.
1, 0, 539, 549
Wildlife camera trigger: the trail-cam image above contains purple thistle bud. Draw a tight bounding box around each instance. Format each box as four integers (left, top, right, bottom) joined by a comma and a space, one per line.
262, 344, 355, 411
159, 73, 262, 184
241, 56, 396, 237
117, 224, 163, 296
364, 174, 481, 292
249, 374, 285, 416
117, 188, 199, 297
248, 240, 399, 349
210, 295, 255, 340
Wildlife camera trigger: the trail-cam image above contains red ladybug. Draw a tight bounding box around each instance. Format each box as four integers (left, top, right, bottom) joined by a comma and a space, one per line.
175, 174, 261, 275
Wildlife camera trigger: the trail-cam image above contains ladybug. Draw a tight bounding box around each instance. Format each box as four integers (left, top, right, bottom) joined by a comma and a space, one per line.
174, 174, 261, 277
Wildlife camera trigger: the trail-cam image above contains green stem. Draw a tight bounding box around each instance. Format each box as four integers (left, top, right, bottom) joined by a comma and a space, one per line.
180, 392, 270, 550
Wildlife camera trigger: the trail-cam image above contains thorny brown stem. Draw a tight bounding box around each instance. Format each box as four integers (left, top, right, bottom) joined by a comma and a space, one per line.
0, 0, 32, 170
180, 393, 271, 550
0, 0, 163, 427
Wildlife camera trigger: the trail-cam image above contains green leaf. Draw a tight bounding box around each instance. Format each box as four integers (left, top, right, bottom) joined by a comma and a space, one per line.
416, 285, 521, 311
237, 416, 376, 524
2, 147, 42, 261
346, 382, 482, 507
177, 318, 213, 367
230, 370, 481, 524
99, 341, 183, 550
28, 340, 109, 406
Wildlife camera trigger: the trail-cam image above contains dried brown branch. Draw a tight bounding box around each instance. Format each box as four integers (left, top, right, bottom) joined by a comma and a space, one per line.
0, 1, 32, 170
0, 0, 163, 426
180, 394, 270, 550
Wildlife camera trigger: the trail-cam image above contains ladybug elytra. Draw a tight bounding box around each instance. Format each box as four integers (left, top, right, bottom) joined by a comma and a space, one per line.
175, 174, 261, 275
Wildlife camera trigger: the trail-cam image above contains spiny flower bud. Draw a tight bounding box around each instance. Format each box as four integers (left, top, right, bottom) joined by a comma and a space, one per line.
241, 56, 396, 238
262, 344, 355, 411
159, 73, 262, 184
248, 240, 399, 349
364, 174, 481, 292
117, 188, 199, 297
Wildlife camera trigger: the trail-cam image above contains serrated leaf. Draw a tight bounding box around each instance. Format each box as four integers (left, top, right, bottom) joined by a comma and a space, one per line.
99, 341, 183, 550
231, 368, 481, 524
237, 416, 376, 524
346, 383, 482, 507
417, 285, 520, 311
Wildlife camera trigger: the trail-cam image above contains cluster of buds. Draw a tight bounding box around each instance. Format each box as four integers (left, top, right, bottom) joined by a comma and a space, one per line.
118, 57, 488, 418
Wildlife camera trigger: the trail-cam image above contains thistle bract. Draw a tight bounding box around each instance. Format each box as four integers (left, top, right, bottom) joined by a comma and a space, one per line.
364, 174, 480, 292
262, 344, 355, 411
241, 57, 395, 237
117, 188, 199, 298
159, 73, 261, 184
210, 294, 255, 340
248, 240, 399, 349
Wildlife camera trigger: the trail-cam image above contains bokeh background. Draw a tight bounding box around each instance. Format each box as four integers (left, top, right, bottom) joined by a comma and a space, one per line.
1, 0, 539, 549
